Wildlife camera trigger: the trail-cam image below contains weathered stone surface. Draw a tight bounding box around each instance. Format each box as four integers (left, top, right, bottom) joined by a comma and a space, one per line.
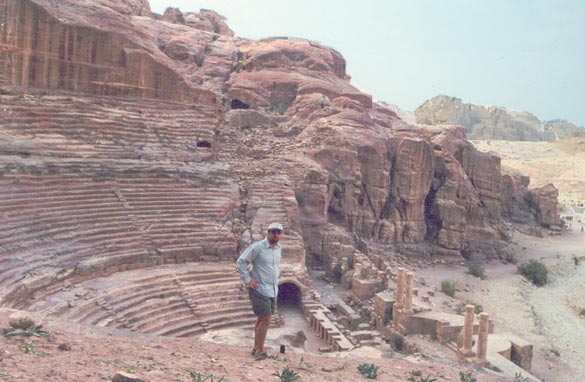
415, 95, 585, 141
424, 126, 499, 254
0, 0, 236, 103
525, 184, 562, 229
500, 171, 533, 224
0, 0, 561, 326
227, 38, 370, 114
196, 9, 235, 37
543, 120, 585, 141
161, 7, 186, 24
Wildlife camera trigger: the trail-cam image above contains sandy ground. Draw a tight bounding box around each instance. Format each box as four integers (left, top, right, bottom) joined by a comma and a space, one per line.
472, 138, 585, 205
1, 233, 581, 382
416, 227, 585, 382
0, 306, 510, 382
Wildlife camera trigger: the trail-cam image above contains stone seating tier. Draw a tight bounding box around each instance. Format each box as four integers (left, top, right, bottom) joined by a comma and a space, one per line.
22, 264, 258, 337
0, 93, 219, 160
0, 166, 239, 307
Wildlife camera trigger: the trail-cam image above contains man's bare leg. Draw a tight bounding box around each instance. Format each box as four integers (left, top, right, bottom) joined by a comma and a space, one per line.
253, 317, 262, 353
255, 315, 272, 354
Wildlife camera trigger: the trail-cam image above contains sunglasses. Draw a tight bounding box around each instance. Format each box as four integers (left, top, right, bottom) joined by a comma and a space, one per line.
268, 229, 283, 235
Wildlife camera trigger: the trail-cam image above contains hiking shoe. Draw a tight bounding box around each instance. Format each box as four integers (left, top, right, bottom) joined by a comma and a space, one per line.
254, 352, 270, 360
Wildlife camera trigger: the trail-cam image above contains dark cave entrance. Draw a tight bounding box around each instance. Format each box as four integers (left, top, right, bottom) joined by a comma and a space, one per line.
230, 99, 250, 110
197, 140, 212, 148
277, 282, 302, 309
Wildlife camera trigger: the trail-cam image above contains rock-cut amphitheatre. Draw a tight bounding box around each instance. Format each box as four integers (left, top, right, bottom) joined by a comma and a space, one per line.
0, 1, 573, 381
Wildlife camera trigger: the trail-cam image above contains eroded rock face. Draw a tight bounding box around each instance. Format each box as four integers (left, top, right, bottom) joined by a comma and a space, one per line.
525, 184, 562, 229
227, 38, 369, 114
501, 171, 533, 224
415, 95, 585, 141
0, 0, 237, 103
0, 0, 561, 314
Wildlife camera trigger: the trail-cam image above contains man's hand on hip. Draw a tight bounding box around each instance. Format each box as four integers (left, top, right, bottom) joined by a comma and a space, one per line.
248, 280, 260, 289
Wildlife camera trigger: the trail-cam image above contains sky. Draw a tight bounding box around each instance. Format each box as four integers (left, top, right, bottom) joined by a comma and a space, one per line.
149, 0, 585, 126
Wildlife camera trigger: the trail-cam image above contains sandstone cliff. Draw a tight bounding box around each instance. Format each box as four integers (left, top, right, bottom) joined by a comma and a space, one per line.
0, 0, 561, 313
415, 95, 585, 141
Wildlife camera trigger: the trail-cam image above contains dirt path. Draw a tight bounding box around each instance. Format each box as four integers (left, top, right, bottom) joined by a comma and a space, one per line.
514, 229, 585, 381
417, 228, 585, 382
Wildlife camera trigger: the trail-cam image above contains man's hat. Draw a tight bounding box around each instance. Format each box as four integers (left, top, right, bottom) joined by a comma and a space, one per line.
267, 222, 283, 232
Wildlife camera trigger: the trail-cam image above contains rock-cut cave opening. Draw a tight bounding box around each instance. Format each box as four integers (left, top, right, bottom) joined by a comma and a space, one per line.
277, 282, 302, 308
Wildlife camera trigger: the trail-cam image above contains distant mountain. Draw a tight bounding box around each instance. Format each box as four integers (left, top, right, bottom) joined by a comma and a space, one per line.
414, 95, 585, 141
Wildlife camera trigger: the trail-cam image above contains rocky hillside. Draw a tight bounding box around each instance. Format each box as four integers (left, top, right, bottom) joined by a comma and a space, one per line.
473, 138, 585, 206
0, 0, 561, 313
0, 1, 564, 380
415, 95, 585, 141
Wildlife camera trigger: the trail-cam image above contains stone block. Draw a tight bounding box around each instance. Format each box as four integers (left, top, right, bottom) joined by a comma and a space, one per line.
374, 292, 394, 325
352, 278, 378, 300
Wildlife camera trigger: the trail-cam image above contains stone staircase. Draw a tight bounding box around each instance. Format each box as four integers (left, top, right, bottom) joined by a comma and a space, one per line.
0, 164, 240, 307
0, 88, 312, 340
0, 92, 220, 161
29, 263, 256, 337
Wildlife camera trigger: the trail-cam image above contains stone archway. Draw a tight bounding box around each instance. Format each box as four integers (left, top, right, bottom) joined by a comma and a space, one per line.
277, 282, 302, 308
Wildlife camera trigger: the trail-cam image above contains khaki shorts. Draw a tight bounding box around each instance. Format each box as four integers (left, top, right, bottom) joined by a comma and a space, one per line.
248, 287, 275, 317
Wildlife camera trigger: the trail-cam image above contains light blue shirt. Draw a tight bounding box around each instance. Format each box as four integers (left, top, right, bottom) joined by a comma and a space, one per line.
236, 238, 281, 298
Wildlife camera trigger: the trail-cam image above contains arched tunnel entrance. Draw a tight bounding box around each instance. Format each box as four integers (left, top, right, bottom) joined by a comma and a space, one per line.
277, 282, 302, 308
275, 282, 328, 353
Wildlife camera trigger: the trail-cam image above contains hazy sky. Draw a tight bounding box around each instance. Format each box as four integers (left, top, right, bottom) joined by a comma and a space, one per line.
149, 1, 585, 126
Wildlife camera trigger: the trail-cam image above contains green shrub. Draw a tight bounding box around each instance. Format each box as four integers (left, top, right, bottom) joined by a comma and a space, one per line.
9, 318, 35, 330
517, 260, 548, 286
259, 36, 290, 43
459, 371, 477, 382
407, 370, 437, 382
272, 366, 300, 382
504, 252, 518, 264
297, 356, 312, 371
357, 363, 379, 379
6, 318, 50, 338
579, 308, 585, 316
407, 370, 423, 381
17, 340, 36, 355
466, 259, 486, 279
440, 280, 457, 297
189, 370, 224, 382
389, 332, 404, 351
455, 302, 483, 315
331, 262, 343, 283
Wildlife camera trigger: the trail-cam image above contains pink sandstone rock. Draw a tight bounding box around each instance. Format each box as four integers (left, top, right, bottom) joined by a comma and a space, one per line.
525, 184, 562, 229
0, 0, 562, 321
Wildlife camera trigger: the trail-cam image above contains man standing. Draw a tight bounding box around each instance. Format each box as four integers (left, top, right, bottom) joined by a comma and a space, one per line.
236, 222, 283, 359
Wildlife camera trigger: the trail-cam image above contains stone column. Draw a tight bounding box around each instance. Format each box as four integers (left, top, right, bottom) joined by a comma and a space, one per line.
385, 271, 392, 288
475, 312, 490, 365
395, 267, 405, 308
341, 257, 349, 272
354, 263, 363, 279
461, 305, 475, 356
404, 272, 414, 311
